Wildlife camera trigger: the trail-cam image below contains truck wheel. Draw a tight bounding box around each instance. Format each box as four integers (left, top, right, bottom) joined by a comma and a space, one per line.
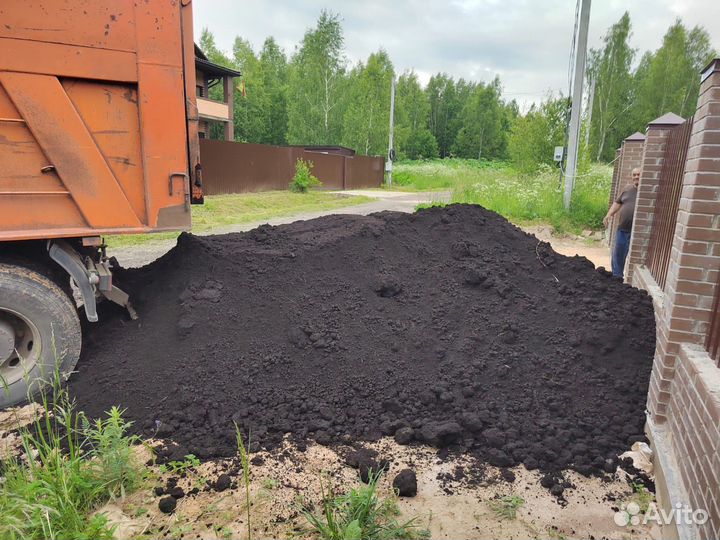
0, 263, 81, 408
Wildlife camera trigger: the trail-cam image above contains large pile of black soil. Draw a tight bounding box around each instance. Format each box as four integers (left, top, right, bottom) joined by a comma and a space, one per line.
71, 205, 655, 476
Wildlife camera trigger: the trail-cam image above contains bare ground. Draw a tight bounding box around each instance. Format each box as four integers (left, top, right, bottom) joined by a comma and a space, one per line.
96, 438, 658, 540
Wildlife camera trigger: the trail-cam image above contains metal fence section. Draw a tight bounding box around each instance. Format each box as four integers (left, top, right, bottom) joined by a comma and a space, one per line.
707, 273, 720, 366
199, 140, 384, 195
645, 117, 693, 289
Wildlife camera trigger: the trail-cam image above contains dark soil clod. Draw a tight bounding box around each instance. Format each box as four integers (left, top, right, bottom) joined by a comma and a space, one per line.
393, 469, 418, 497
167, 486, 185, 499
158, 496, 177, 514
214, 474, 232, 492
394, 426, 415, 445
70, 205, 655, 483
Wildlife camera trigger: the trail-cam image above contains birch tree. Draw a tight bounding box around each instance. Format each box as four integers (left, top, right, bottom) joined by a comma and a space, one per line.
341, 51, 394, 155
287, 11, 347, 145
587, 12, 635, 162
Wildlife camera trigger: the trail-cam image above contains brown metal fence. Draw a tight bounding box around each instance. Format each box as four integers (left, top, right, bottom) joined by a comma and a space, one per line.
646, 117, 693, 289
707, 273, 720, 366
199, 140, 384, 195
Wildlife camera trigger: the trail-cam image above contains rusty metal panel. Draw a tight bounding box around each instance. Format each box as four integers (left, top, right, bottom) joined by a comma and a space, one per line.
0, 0, 196, 241
0, 38, 138, 83
0, 72, 142, 228
0, 0, 138, 51
646, 117, 693, 289
133, 0, 191, 227
0, 195, 87, 230
63, 80, 147, 223
0, 88, 67, 195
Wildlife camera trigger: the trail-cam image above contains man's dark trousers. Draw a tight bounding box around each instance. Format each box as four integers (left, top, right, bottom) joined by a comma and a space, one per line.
612, 229, 631, 278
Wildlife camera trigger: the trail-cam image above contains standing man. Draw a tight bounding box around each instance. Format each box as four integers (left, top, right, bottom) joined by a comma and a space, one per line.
603, 167, 640, 279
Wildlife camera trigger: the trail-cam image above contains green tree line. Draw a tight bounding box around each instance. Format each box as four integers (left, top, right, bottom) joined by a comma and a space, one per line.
587, 14, 714, 161
200, 10, 715, 169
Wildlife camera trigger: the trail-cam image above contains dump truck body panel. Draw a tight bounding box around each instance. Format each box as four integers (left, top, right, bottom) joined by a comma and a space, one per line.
0, 0, 199, 241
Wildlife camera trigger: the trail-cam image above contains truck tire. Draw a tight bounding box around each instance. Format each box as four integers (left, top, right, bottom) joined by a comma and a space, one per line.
0, 263, 81, 408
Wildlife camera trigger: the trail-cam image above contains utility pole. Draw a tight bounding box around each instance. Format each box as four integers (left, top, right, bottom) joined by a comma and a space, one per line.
563, 0, 591, 209
386, 76, 396, 186
585, 74, 596, 150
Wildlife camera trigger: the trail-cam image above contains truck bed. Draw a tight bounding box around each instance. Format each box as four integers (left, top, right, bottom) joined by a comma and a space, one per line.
0, 0, 199, 241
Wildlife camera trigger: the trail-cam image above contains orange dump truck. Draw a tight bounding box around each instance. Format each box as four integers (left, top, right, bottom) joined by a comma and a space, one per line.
0, 1, 203, 406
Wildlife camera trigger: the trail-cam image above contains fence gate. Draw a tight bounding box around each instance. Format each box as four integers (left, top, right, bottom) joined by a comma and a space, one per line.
646, 117, 694, 289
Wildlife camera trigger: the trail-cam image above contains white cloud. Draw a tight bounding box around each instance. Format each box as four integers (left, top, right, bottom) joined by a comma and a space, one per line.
193, 0, 720, 109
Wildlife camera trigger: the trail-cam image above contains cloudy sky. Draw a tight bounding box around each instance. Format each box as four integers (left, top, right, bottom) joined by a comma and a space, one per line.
193, 0, 720, 110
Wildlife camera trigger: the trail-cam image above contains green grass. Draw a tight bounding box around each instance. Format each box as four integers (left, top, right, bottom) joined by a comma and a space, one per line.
234, 425, 253, 540
105, 190, 374, 247
393, 158, 509, 192
631, 481, 655, 513
396, 159, 612, 234
299, 471, 429, 540
0, 388, 143, 540
488, 495, 525, 520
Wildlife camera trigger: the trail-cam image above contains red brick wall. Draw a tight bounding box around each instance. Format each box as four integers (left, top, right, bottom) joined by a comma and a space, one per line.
643, 58, 720, 539
666, 344, 720, 540
618, 139, 645, 197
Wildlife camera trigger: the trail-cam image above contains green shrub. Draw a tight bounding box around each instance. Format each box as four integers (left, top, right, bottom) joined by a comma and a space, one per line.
290, 158, 322, 193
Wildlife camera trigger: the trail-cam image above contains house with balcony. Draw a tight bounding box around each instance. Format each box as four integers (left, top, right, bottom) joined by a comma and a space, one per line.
194, 44, 241, 140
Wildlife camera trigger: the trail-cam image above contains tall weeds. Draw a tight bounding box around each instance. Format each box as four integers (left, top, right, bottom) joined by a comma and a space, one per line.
395, 159, 612, 233
0, 379, 142, 539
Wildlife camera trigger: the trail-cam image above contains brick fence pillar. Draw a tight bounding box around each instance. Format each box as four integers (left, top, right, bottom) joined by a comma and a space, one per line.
607, 148, 623, 247
626, 113, 685, 284
608, 132, 646, 251
647, 59, 720, 422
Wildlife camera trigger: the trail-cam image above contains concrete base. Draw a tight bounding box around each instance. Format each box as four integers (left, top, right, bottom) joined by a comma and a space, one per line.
632, 265, 665, 313
645, 415, 699, 540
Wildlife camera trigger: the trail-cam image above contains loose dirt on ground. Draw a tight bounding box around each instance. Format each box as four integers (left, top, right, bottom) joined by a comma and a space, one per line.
522, 225, 611, 270
0, 402, 42, 460
93, 438, 656, 540
71, 205, 655, 480
0, 414, 659, 539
